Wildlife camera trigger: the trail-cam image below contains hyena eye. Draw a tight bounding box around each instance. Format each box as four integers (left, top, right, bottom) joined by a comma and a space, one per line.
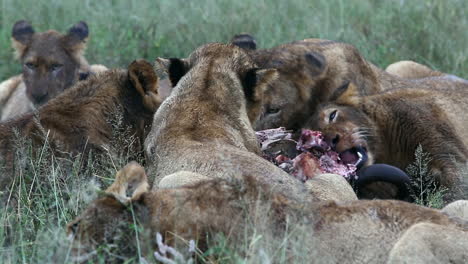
329, 110, 338, 123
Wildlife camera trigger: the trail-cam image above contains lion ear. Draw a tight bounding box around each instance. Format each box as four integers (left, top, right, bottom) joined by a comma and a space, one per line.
231, 33, 257, 50
242, 68, 278, 102
128, 59, 161, 112
11, 20, 35, 58
304, 52, 327, 76
62, 21, 89, 53
329, 82, 361, 106
105, 161, 150, 205
155, 57, 189, 87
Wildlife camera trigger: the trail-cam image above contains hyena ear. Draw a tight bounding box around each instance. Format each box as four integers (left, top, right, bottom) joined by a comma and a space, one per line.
231, 33, 257, 50
63, 21, 89, 52
11, 20, 35, 58
242, 68, 278, 102
304, 52, 327, 76
329, 82, 361, 106
128, 59, 161, 112
155, 57, 189, 87
105, 161, 150, 205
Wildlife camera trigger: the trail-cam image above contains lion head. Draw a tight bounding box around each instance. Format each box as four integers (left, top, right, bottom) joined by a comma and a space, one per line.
11, 20, 90, 106
307, 83, 374, 169
230, 35, 382, 131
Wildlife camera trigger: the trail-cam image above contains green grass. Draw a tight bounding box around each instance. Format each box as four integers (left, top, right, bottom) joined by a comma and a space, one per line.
0, 0, 467, 263
406, 145, 448, 209
0, 0, 467, 79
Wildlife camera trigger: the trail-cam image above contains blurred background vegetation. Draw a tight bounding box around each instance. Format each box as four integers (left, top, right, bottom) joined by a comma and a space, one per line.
0, 0, 466, 79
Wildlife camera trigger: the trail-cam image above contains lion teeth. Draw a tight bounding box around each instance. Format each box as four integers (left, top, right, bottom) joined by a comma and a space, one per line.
355, 151, 363, 166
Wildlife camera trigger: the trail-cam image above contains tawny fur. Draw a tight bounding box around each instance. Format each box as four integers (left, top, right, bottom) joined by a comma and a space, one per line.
232, 37, 468, 131
145, 43, 311, 203
307, 83, 468, 201
0, 75, 22, 107
0, 60, 161, 190
0, 21, 107, 121
0, 65, 108, 121
387, 223, 468, 264
68, 162, 468, 263
442, 200, 468, 221
385, 60, 445, 79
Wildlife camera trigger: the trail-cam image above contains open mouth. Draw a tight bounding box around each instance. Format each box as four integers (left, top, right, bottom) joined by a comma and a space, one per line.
339, 146, 368, 169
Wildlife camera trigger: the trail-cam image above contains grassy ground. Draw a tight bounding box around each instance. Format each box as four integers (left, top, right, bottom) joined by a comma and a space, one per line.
0, 0, 467, 263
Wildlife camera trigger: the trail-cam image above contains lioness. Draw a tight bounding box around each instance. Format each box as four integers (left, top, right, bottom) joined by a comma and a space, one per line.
306, 82, 468, 201
0, 20, 107, 121
145, 43, 312, 203
231, 35, 468, 131
67, 162, 468, 263
0, 60, 162, 191
147, 43, 356, 203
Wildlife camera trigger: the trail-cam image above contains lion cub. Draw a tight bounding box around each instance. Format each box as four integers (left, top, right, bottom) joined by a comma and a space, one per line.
307, 82, 468, 201
0, 20, 107, 121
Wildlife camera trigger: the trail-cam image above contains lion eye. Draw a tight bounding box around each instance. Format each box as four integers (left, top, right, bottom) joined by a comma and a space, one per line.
266, 105, 281, 115
329, 110, 338, 123
50, 64, 63, 72
25, 62, 36, 70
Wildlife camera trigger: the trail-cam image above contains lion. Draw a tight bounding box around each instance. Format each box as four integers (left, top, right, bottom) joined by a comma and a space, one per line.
67, 162, 468, 263
145, 43, 312, 203
145, 43, 358, 205
0, 60, 162, 191
231, 35, 468, 131
306, 82, 468, 201
0, 20, 107, 121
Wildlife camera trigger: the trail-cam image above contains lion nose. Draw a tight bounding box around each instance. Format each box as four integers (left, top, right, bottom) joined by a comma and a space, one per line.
325, 134, 340, 150
31, 90, 48, 105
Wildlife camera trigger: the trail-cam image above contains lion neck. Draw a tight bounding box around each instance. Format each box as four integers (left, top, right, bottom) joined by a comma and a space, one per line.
156, 70, 260, 154
358, 97, 405, 166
